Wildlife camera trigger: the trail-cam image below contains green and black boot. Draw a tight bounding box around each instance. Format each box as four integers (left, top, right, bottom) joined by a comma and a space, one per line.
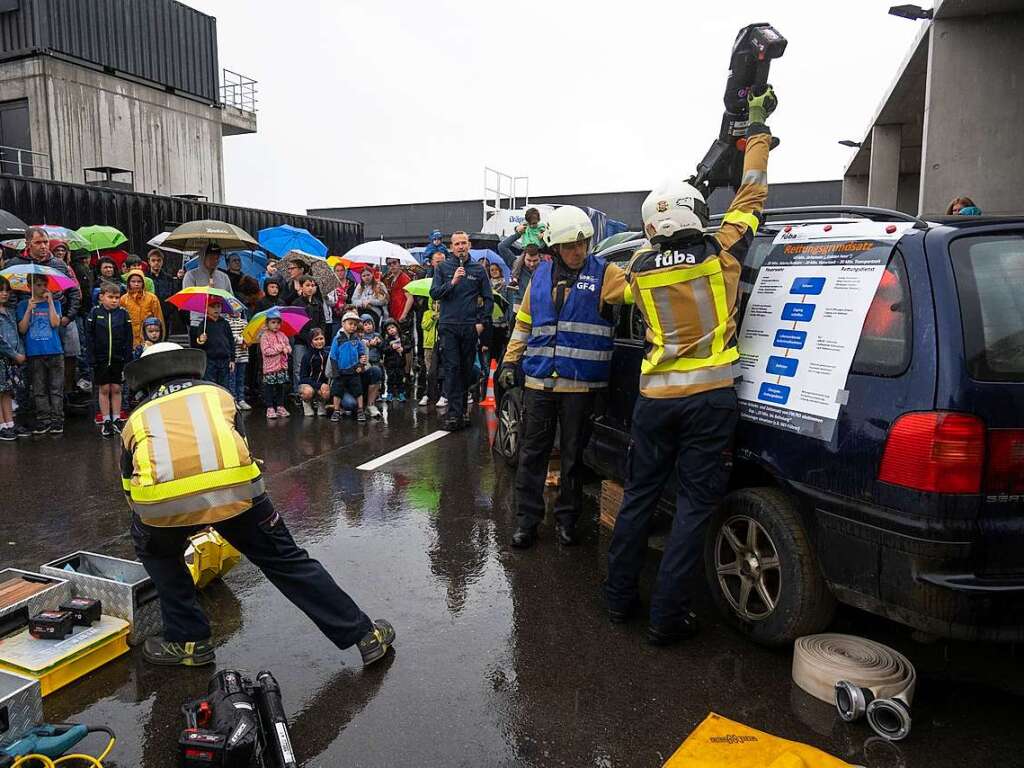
142, 637, 216, 667
357, 619, 396, 666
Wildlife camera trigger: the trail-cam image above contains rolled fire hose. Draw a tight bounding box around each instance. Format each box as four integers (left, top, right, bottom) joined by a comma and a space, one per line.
792, 634, 916, 742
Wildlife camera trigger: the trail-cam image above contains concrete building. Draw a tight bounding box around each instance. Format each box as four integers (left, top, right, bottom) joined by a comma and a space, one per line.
310, 180, 842, 246
842, 0, 1024, 216
0, 0, 255, 202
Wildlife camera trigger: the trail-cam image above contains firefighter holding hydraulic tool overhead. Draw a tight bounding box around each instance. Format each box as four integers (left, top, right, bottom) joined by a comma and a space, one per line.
604, 87, 778, 645
120, 342, 395, 668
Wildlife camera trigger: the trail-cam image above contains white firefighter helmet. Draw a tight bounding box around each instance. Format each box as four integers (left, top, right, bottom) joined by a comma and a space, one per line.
641, 180, 709, 243
126, 341, 207, 392
544, 205, 594, 247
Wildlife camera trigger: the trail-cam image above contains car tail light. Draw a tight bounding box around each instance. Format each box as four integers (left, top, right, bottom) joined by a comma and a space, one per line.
879, 412, 985, 494
986, 429, 1024, 494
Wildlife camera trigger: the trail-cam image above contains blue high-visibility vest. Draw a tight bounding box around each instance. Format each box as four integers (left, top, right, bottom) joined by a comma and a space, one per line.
522, 255, 614, 383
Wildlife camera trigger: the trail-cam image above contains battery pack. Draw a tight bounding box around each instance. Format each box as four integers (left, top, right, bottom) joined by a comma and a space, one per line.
179, 729, 227, 767
60, 598, 102, 627
28, 611, 74, 640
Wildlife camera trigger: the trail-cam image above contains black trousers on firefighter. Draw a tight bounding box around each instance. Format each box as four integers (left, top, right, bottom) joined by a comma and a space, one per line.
439, 323, 478, 422
514, 388, 596, 532
605, 388, 738, 628
132, 495, 372, 648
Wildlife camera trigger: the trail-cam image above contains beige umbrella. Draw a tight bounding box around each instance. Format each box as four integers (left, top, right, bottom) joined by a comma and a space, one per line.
285, 249, 339, 294
161, 220, 259, 251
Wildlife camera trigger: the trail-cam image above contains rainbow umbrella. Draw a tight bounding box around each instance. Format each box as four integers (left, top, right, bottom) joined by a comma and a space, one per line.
242, 306, 309, 344
0, 264, 78, 293
34, 226, 91, 250
168, 286, 245, 315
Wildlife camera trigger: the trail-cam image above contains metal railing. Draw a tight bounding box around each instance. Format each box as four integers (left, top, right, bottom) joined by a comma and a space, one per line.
220, 69, 258, 113
483, 166, 528, 227
0, 145, 51, 178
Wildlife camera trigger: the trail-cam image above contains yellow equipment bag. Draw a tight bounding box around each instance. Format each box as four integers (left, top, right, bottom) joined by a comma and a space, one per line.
664, 713, 857, 768
186, 528, 242, 589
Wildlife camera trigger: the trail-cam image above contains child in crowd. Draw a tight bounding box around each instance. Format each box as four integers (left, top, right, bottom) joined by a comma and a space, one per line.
519, 207, 547, 250
381, 319, 406, 403
92, 257, 124, 304
419, 298, 440, 407
423, 228, 450, 261
358, 314, 383, 418
257, 280, 281, 311
120, 269, 164, 347
298, 327, 330, 417
259, 311, 291, 419
17, 274, 64, 434
134, 316, 164, 357
86, 282, 133, 437
328, 311, 367, 422
190, 301, 234, 390
226, 308, 251, 411
288, 276, 328, 394
0, 276, 25, 441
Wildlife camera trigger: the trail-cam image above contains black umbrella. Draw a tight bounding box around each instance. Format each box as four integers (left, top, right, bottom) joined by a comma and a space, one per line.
0, 209, 27, 239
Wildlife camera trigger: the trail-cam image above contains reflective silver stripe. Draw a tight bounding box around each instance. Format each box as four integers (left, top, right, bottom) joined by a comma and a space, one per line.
559, 321, 613, 337
144, 407, 175, 483
554, 346, 612, 361
186, 394, 219, 473
525, 376, 609, 390
651, 285, 679, 344
741, 169, 767, 186
132, 478, 265, 521
640, 364, 739, 390
510, 329, 530, 343
524, 347, 555, 358
689, 277, 717, 359
530, 324, 557, 337
661, 332, 716, 359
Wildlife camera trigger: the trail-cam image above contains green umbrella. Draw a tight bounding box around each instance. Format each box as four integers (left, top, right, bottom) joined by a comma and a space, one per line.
403, 277, 432, 298
77, 225, 128, 252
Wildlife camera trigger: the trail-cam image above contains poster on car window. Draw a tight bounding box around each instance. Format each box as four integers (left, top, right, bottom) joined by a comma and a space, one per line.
735, 222, 912, 442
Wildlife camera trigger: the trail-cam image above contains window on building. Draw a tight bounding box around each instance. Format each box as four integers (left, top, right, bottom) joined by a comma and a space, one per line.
0, 99, 33, 177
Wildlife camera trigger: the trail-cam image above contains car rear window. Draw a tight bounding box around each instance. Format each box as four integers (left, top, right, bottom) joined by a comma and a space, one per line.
950, 234, 1024, 381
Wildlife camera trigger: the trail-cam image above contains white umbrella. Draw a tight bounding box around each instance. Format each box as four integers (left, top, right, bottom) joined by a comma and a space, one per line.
345, 240, 418, 266
147, 231, 196, 256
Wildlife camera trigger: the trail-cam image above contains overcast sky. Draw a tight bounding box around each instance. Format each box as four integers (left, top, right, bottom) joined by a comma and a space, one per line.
188, 1, 923, 215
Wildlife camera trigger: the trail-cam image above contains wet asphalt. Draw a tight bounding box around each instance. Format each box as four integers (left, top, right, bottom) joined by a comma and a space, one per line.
2, 404, 1023, 768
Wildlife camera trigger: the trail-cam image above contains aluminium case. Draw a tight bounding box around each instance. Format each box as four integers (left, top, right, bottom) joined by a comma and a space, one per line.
0, 669, 42, 747
40, 552, 160, 646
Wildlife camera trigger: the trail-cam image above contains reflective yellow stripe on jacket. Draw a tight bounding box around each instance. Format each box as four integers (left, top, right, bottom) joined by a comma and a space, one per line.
123, 384, 262, 527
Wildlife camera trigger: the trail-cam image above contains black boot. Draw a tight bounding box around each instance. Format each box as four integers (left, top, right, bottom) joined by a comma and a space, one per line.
510, 527, 537, 549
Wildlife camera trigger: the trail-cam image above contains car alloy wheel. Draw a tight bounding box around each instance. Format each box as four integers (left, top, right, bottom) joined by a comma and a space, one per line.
497, 391, 521, 465
714, 514, 782, 621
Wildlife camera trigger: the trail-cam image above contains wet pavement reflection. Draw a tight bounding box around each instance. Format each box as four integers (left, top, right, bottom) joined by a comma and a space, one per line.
2, 407, 1022, 766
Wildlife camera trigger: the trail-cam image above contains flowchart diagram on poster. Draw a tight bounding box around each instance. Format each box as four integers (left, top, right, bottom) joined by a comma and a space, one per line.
735, 222, 912, 441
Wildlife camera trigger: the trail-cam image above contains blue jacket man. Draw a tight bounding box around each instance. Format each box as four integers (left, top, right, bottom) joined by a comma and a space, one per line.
429, 231, 493, 430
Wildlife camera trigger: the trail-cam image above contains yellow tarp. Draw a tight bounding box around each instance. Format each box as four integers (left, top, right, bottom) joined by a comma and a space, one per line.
664, 713, 856, 768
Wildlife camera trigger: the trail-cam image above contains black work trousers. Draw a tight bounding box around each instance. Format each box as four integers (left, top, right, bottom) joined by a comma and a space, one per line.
439, 323, 478, 422
514, 388, 596, 531
132, 495, 372, 648
605, 388, 738, 627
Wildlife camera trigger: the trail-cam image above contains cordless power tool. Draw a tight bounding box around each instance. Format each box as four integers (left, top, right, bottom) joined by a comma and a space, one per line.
692, 23, 787, 197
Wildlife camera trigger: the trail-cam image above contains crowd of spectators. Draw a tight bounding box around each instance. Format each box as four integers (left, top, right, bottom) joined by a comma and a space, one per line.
0, 214, 555, 439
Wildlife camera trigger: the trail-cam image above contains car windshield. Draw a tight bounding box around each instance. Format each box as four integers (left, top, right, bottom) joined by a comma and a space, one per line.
950, 233, 1024, 381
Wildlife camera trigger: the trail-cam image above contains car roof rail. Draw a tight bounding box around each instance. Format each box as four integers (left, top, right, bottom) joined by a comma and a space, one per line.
710, 205, 929, 230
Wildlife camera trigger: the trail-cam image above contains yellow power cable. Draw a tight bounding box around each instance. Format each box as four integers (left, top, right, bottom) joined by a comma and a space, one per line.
9, 733, 114, 768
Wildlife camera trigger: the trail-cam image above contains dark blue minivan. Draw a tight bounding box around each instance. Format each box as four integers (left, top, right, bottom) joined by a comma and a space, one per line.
495, 206, 1024, 646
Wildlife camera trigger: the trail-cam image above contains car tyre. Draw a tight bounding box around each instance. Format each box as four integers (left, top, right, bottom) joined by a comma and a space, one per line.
495, 386, 523, 468
705, 487, 835, 646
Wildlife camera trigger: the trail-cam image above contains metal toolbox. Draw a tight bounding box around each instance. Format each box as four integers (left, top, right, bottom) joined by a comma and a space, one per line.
0, 669, 42, 747
0, 569, 72, 634
40, 553, 160, 646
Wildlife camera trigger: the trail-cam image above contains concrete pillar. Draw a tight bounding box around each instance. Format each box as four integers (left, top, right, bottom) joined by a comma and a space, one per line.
867, 125, 901, 210
920, 12, 1024, 216
842, 175, 868, 206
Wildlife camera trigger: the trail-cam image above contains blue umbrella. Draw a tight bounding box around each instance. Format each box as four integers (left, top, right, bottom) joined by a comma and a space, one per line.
258, 225, 328, 259
470, 249, 509, 280
184, 249, 268, 281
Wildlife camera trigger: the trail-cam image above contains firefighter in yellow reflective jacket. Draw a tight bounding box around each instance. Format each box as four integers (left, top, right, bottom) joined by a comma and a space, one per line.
604, 88, 778, 645
121, 342, 395, 667
500, 206, 629, 548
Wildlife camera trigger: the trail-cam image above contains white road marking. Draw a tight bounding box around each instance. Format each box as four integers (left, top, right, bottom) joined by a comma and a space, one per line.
356, 430, 452, 471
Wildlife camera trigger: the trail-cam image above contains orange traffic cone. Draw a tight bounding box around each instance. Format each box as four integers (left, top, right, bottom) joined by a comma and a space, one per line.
485, 406, 499, 448
481, 358, 497, 407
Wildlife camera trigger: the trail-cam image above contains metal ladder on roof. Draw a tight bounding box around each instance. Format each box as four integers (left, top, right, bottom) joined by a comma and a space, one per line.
482, 167, 529, 229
